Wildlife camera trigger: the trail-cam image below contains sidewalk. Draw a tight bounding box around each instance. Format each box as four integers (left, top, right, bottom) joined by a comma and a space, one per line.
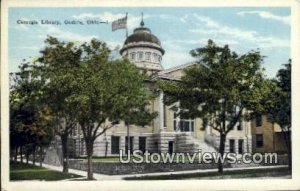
27, 160, 288, 180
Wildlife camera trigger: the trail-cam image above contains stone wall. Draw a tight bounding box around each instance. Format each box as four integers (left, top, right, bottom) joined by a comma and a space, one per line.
69, 160, 230, 175
68, 154, 288, 175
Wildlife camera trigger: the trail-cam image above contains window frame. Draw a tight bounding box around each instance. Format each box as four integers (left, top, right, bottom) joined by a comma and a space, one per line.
256, 134, 264, 148
238, 139, 244, 154
145, 52, 151, 61
256, 114, 262, 127
138, 51, 143, 61
130, 52, 136, 61
173, 112, 195, 132
111, 136, 120, 154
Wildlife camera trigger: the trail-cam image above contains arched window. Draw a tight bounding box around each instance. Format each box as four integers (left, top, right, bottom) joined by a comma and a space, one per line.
145, 52, 151, 61
153, 53, 158, 62
130, 52, 136, 61
138, 51, 143, 61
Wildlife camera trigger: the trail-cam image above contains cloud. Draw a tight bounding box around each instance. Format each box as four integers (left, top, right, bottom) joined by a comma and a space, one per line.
73, 12, 124, 22
162, 51, 195, 69
11, 45, 40, 50
73, 12, 147, 30
237, 11, 290, 25
72, 12, 175, 31
106, 41, 122, 50
164, 38, 239, 47
190, 14, 290, 49
179, 14, 189, 23
38, 25, 98, 42
11, 24, 29, 31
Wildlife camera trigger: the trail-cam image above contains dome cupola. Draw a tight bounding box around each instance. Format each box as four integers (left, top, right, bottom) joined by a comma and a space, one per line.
120, 14, 165, 72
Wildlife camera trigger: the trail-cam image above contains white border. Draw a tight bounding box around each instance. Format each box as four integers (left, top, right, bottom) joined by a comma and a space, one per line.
1, 0, 300, 190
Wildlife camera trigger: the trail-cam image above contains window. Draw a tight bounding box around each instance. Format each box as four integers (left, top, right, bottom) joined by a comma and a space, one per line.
145, 52, 151, 61
158, 55, 162, 62
130, 52, 136, 61
80, 138, 85, 155
138, 52, 143, 61
163, 104, 167, 127
238, 139, 244, 154
173, 112, 194, 132
256, 134, 264, 148
237, 121, 243, 130
153, 53, 158, 62
139, 137, 146, 154
111, 136, 120, 154
173, 120, 177, 131
229, 139, 235, 153
256, 114, 262, 127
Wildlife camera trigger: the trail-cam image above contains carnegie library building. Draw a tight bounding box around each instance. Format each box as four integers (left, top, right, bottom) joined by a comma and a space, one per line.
50, 19, 287, 158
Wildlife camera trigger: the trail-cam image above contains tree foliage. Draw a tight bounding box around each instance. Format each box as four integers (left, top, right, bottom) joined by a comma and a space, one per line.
29, 36, 156, 179
67, 40, 156, 179
159, 40, 269, 173
31, 36, 83, 172
264, 59, 291, 169
10, 62, 54, 164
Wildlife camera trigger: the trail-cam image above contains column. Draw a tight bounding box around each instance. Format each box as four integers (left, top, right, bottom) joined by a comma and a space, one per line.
159, 91, 164, 131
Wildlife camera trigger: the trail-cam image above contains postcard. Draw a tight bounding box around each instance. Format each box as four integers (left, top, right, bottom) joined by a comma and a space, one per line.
1, 0, 300, 190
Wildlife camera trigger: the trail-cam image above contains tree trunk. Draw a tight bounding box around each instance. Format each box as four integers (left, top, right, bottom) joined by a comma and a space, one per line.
126, 122, 130, 155
14, 146, 18, 162
105, 141, 108, 158
86, 140, 94, 180
26, 152, 29, 164
218, 133, 226, 174
32, 145, 36, 165
20, 146, 23, 163
61, 133, 69, 173
39, 146, 43, 167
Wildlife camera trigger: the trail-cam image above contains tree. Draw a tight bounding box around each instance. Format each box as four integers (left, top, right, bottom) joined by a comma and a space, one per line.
159, 40, 269, 173
122, 95, 157, 155
69, 39, 156, 180
32, 36, 82, 172
9, 63, 54, 165
265, 60, 291, 169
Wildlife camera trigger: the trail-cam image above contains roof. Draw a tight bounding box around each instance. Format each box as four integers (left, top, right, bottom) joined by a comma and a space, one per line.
157, 62, 197, 75
119, 26, 165, 55
125, 27, 161, 46
152, 62, 198, 81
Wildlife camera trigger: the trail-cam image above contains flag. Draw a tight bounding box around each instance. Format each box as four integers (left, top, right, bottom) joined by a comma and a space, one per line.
112, 16, 127, 31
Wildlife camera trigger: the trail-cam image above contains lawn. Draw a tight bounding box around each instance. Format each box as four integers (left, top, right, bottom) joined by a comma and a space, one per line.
124, 167, 291, 180
10, 161, 82, 181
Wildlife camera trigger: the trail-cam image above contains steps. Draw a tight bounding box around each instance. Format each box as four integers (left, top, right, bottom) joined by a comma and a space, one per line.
175, 133, 216, 153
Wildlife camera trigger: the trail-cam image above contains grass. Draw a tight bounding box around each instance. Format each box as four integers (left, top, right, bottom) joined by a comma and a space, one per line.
10, 161, 82, 181
124, 167, 291, 180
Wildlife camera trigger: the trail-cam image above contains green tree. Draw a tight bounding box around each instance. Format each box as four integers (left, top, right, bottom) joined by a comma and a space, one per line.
32, 36, 82, 172
265, 60, 291, 169
9, 63, 54, 165
159, 40, 269, 173
71, 40, 156, 180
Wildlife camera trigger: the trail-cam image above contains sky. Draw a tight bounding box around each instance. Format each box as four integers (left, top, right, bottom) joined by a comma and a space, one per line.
8, 7, 290, 78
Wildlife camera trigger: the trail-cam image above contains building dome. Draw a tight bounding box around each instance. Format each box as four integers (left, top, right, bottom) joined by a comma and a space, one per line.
120, 27, 164, 55
120, 19, 165, 72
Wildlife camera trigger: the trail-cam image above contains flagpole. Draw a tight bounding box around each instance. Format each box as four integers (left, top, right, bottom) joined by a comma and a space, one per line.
126, 12, 128, 39
125, 12, 129, 57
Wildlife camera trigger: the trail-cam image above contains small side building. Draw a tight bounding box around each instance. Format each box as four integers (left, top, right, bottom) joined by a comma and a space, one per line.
251, 114, 287, 154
